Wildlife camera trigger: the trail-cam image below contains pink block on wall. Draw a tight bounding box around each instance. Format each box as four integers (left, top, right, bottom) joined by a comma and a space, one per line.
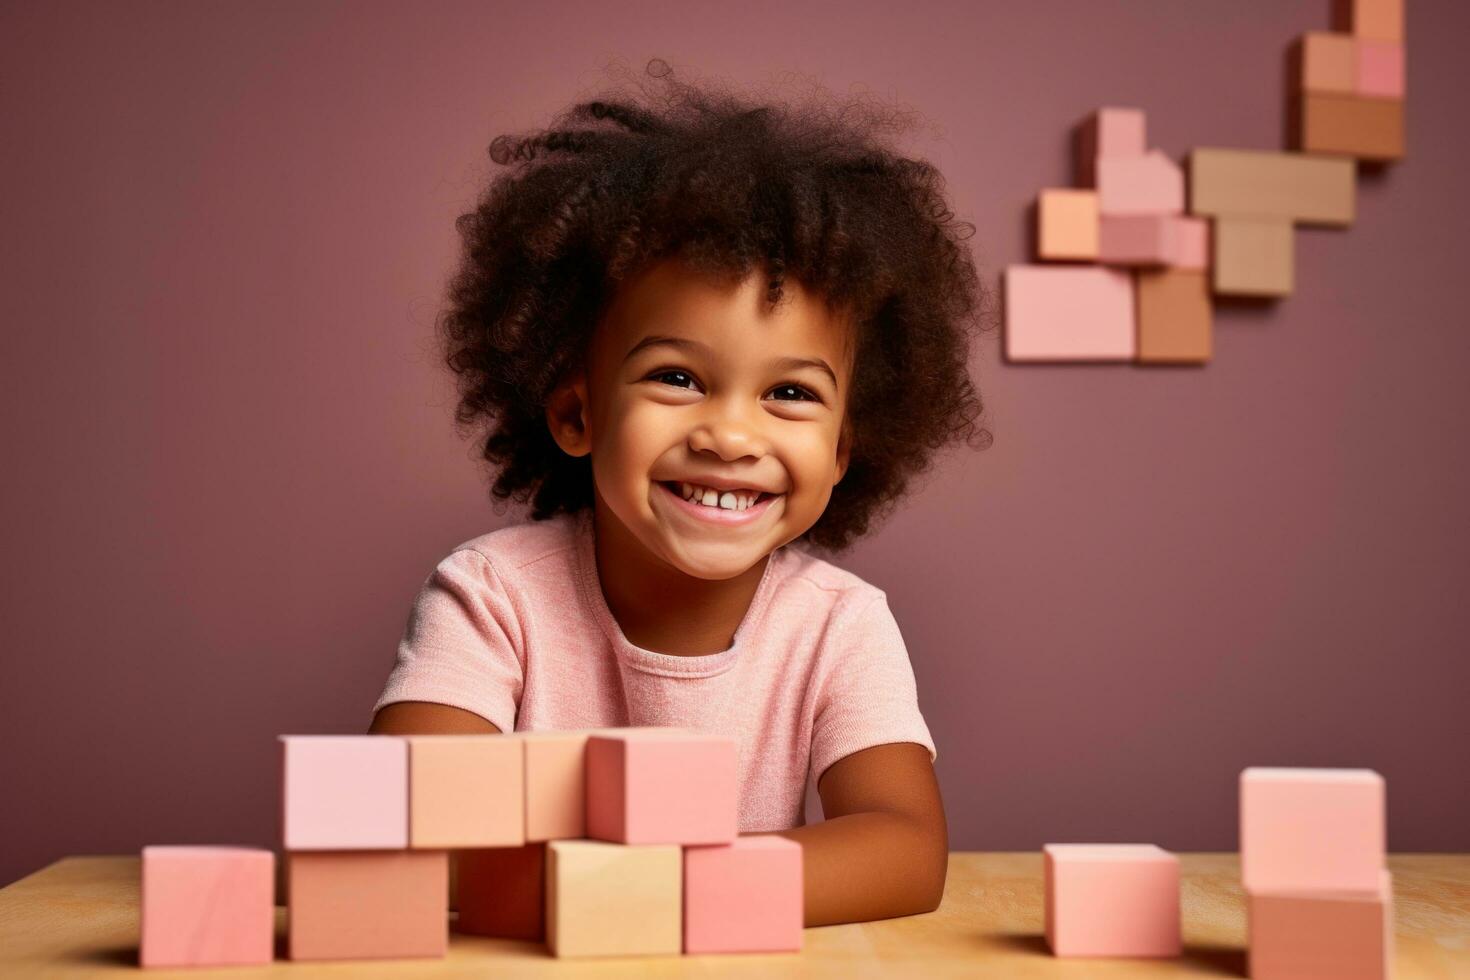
140, 846, 274, 968
1171, 216, 1210, 270
1098, 151, 1185, 215
280, 735, 407, 850
1003, 265, 1136, 362
585, 729, 738, 845
1248, 871, 1393, 980
684, 836, 803, 954
1240, 768, 1385, 892
1099, 214, 1177, 266
1044, 844, 1181, 957
1355, 39, 1405, 97
1076, 106, 1147, 186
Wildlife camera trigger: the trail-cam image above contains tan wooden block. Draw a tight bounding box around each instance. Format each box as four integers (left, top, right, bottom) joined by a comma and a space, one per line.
1333, 0, 1403, 42
1294, 32, 1357, 94
405, 735, 524, 848
287, 850, 448, 961
1213, 217, 1294, 298
546, 840, 681, 957
1037, 189, 1099, 261
1136, 269, 1212, 364
1189, 148, 1354, 226
1296, 93, 1405, 162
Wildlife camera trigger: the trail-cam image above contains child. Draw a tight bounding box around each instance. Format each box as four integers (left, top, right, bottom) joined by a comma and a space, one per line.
370, 59, 991, 927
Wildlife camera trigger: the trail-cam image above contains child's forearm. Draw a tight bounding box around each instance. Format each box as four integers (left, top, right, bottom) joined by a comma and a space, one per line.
763, 809, 948, 927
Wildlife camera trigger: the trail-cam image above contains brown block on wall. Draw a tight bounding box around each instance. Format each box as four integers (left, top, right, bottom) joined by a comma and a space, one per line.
287, 850, 448, 961
1295, 93, 1405, 162
456, 843, 547, 941
1136, 269, 1211, 364
1332, 0, 1403, 42
1213, 217, 1294, 298
1189, 148, 1354, 226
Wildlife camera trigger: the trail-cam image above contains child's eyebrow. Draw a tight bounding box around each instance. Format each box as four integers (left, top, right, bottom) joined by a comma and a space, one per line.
624, 334, 839, 391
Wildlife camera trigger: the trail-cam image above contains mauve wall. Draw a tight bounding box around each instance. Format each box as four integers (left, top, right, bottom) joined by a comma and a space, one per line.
2, 0, 1466, 887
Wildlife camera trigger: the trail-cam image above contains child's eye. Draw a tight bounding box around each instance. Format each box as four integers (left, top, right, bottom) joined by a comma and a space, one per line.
650, 369, 699, 390
767, 383, 820, 403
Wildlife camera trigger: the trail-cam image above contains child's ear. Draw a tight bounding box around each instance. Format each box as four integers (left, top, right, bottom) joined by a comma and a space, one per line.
833, 415, 853, 486
545, 371, 592, 457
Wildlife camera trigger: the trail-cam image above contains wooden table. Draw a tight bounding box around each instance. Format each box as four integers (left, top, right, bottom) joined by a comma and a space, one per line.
2, 853, 1466, 977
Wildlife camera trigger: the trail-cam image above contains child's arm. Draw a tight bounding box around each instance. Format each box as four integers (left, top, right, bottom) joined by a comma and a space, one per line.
367, 700, 502, 735
766, 741, 947, 927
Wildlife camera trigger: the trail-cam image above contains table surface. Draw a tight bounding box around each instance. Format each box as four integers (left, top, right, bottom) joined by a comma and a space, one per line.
1, 853, 1467, 978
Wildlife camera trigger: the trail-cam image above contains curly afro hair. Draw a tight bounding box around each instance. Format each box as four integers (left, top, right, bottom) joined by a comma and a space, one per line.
440, 58, 993, 553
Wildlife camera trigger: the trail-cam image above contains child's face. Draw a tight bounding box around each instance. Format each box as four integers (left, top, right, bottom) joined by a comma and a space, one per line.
548, 255, 853, 580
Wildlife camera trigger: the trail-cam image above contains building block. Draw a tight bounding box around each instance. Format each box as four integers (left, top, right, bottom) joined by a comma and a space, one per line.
1213, 217, 1294, 297
1171, 216, 1210, 270
1136, 269, 1211, 364
585, 729, 738, 845
1037, 189, 1099, 261
1297, 93, 1405, 161
1294, 32, 1357, 94
522, 731, 591, 841
1003, 265, 1136, 362
1099, 214, 1179, 266
1097, 151, 1184, 215
1043, 844, 1181, 957
456, 843, 546, 941
280, 735, 407, 850
1241, 768, 1386, 892
1333, 0, 1404, 42
1356, 39, 1405, 97
140, 846, 274, 968
405, 734, 523, 848
287, 850, 448, 960
1189, 148, 1355, 226
546, 840, 681, 957
1075, 107, 1146, 187
1248, 871, 1393, 980
684, 837, 803, 954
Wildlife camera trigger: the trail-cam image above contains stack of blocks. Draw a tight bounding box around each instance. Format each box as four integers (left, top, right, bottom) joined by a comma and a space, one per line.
1242, 767, 1392, 979
1293, 0, 1406, 162
139, 726, 803, 967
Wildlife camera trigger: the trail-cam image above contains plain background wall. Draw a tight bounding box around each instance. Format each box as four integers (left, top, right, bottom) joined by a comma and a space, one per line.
2, 0, 1466, 887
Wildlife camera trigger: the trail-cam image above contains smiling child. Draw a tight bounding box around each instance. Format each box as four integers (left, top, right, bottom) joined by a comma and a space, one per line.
369, 59, 991, 926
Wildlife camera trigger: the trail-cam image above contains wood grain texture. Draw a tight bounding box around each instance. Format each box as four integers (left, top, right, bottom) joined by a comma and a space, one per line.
1, 853, 1466, 977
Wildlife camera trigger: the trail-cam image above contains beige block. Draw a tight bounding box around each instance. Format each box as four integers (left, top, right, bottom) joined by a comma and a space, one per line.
1213, 217, 1294, 298
1333, 0, 1403, 42
1136, 269, 1212, 364
1037, 189, 1099, 261
405, 735, 524, 848
1189, 148, 1354, 226
1296, 93, 1405, 162
546, 840, 681, 958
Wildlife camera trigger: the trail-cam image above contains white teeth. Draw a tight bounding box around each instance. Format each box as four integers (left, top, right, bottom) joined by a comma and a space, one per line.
676, 481, 761, 511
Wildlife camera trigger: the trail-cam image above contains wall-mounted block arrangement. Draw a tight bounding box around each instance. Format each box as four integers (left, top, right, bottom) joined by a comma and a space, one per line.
1189, 148, 1355, 226
1037, 189, 1099, 261
1076, 106, 1146, 186
1240, 768, 1385, 892
456, 843, 546, 941
522, 731, 592, 841
1248, 871, 1394, 980
546, 840, 682, 958
1212, 217, 1295, 297
1043, 844, 1181, 958
287, 850, 447, 961
1136, 269, 1212, 364
140, 846, 274, 968
586, 730, 738, 845
1097, 151, 1184, 216
1356, 39, 1405, 97
1333, 0, 1404, 42
1296, 31, 1357, 94
406, 735, 524, 848
280, 735, 407, 850
1296, 93, 1405, 161
684, 837, 804, 954
1004, 265, 1136, 362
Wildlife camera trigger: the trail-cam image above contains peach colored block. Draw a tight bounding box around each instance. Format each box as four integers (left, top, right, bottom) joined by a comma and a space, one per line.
684, 837, 803, 954
522, 731, 590, 841
280, 735, 407, 850
586, 729, 738, 845
287, 850, 447, 960
1248, 871, 1393, 980
1241, 768, 1385, 892
1297, 32, 1357, 94
140, 846, 274, 968
1044, 844, 1181, 957
546, 840, 682, 957
1075, 107, 1146, 187
1003, 265, 1135, 362
1356, 39, 1405, 98
1099, 214, 1176, 266
1333, 0, 1403, 42
405, 734, 523, 848
1171, 216, 1210, 270
456, 842, 546, 941
1097, 151, 1184, 216
1037, 189, 1099, 262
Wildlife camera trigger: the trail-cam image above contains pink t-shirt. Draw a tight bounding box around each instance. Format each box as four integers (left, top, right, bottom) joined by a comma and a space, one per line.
372, 507, 936, 832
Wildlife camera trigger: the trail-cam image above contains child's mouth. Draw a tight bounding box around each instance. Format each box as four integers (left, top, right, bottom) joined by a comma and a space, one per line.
655, 481, 781, 527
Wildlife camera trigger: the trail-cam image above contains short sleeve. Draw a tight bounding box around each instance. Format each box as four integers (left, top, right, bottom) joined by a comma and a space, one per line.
808, 591, 937, 783
371, 548, 524, 732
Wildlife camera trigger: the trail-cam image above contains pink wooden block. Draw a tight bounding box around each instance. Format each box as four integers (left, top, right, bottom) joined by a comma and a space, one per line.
1098, 150, 1185, 215
1355, 39, 1405, 97
684, 837, 803, 954
1240, 768, 1385, 892
1248, 871, 1393, 980
1099, 214, 1176, 266
1003, 265, 1136, 362
1076, 107, 1147, 186
585, 729, 738, 845
1044, 844, 1181, 957
140, 846, 274, 968
280, 735, 407, 850
1171, 216, 1210, 270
